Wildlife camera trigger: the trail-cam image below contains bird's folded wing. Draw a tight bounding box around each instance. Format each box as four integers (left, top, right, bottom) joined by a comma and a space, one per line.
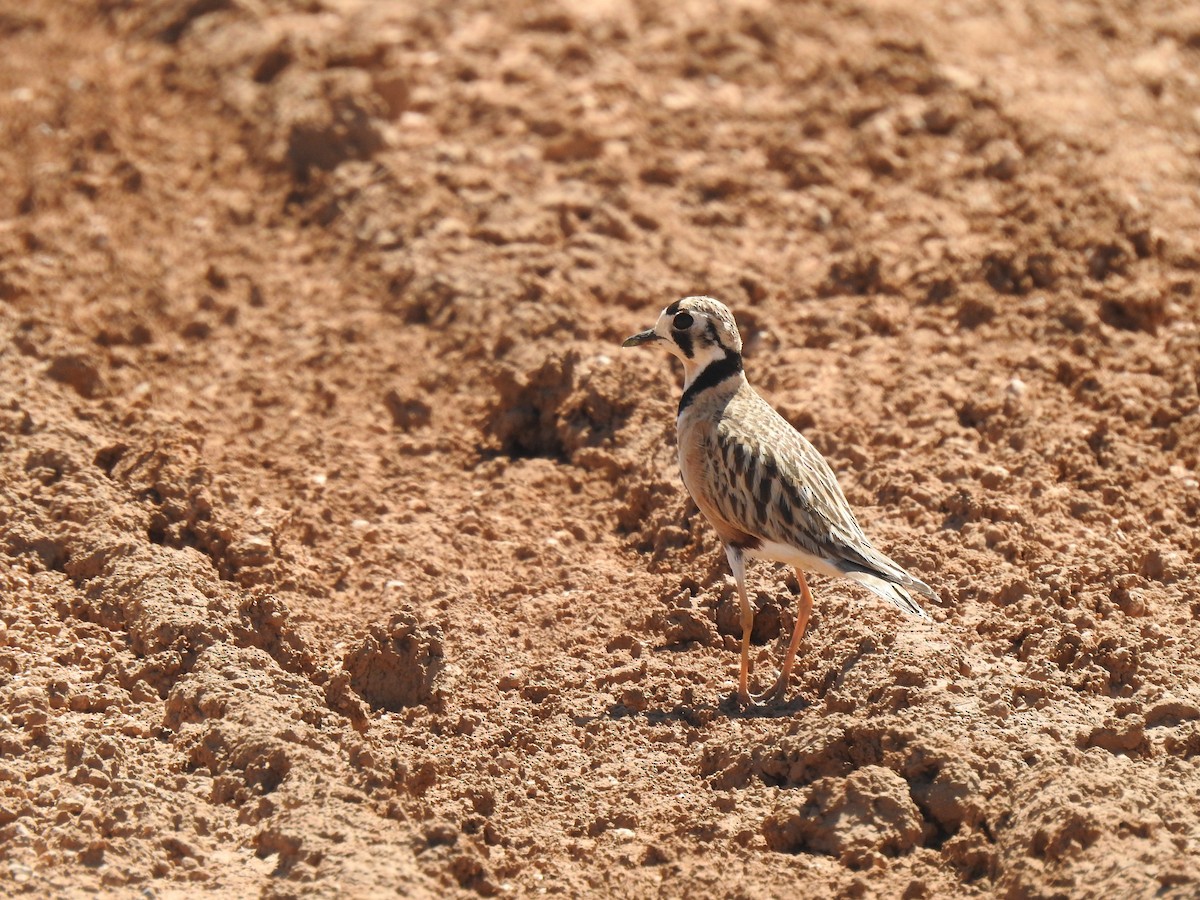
710, 418, 935, 600
710, 421, 859, 559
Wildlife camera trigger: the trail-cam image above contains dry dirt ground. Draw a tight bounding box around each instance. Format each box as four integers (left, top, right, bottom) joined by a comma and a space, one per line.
2, 0, 1200, 897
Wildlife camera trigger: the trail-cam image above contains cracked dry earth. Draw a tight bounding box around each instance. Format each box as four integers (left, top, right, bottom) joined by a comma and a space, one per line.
2, 0, 1200, 897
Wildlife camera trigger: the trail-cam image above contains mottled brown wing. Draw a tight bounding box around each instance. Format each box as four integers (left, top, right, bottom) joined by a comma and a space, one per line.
709, 408, 864, 561
688, 388, 936, 604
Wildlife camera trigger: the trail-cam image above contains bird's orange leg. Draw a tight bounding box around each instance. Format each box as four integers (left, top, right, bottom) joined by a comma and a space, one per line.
758, 569, 814, 703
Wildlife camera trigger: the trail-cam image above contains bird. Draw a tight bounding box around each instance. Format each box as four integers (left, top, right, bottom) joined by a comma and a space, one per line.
622, 296, 937, 707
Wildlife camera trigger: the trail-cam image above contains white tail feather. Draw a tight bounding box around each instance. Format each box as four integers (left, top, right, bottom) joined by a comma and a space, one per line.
845, 572, 931, 619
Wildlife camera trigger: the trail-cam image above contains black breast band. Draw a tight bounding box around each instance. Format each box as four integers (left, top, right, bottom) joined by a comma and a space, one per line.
678, 352, 743, 415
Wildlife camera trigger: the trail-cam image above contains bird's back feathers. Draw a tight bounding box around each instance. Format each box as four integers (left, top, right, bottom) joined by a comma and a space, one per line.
679, 380, 934, 617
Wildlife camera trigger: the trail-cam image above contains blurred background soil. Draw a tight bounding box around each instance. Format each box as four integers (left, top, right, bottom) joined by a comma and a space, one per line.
2, 0, 1199, 896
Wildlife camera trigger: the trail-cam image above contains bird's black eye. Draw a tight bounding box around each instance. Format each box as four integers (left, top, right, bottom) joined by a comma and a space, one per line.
672, 312, 694, 330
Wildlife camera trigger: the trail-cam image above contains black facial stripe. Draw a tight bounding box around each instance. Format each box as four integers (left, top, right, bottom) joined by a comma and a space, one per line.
677, 351, 743, 415
665, 300, 682, 315
674, 329, 694, 358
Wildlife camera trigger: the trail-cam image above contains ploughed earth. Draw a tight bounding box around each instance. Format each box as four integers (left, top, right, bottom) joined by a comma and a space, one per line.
2, 0, 1199, 896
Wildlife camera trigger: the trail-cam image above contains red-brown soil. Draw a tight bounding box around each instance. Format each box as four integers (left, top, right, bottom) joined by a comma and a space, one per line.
2, 1, 1200, 896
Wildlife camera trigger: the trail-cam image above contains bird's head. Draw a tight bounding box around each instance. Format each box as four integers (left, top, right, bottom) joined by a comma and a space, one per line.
621, 296, 743, 378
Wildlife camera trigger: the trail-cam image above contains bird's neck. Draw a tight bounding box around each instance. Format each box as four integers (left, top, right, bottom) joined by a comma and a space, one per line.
678, 348, 745, 415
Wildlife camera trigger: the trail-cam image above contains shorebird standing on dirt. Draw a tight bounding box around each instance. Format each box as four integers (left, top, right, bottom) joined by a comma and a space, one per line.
622, 296, 936, 708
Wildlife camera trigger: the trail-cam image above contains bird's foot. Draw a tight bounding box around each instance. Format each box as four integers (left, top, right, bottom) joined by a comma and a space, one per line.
736, 688, 759, 710
752, 675, 790, 706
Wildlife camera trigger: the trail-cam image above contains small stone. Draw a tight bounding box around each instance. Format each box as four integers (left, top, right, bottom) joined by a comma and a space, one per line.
498, 670, 523, 691
619, 687, 649, 712
496, 753, 519, 771
985, 700, 1010, 720
228, 534, 272, 567
979, 465, 1010, 489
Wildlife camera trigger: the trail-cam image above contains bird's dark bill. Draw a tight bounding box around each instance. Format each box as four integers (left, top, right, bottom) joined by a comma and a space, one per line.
622, 329, 659, 347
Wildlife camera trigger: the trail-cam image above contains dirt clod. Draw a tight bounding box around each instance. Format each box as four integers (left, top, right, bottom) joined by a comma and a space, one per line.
763, 766, 931, 867
342, 612, 444, 711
